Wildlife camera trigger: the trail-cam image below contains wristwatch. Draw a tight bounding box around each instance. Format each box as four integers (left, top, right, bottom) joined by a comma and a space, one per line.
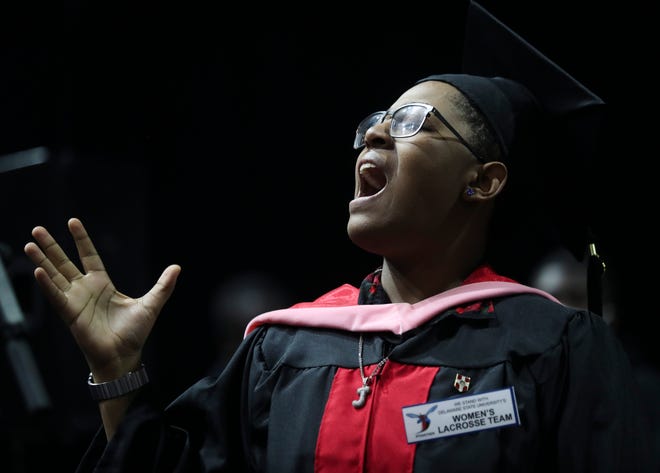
87, 364, 149, 401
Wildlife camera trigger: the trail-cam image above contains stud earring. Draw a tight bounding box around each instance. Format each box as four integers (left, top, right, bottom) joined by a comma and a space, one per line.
466, 187, 475, 196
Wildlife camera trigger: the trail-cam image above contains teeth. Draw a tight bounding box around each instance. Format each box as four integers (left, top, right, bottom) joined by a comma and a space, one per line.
359, 162, 377, 174
358, 161, 387, 195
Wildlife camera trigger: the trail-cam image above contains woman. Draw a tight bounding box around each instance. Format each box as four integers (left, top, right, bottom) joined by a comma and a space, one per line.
23, 2, 652, 471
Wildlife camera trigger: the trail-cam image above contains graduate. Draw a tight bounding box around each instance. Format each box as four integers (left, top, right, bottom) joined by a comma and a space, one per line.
23, 2, 652, 471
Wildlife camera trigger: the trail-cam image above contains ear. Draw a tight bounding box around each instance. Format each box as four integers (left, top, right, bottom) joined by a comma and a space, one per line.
464, 161, 508, 201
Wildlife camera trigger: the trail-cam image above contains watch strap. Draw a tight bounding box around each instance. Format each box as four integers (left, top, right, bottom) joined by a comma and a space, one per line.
87, 363, 149, 401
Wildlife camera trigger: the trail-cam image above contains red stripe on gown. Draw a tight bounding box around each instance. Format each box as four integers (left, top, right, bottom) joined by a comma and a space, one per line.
315, 361, 439, 473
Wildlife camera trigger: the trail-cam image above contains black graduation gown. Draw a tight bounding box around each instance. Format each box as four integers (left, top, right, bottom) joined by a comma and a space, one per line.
76, 279, 652, 473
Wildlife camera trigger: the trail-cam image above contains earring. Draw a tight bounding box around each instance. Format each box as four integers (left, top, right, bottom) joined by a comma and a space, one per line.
466, 187, 475, 196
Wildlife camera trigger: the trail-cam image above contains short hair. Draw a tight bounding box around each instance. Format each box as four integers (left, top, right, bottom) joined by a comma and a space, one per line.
447, 86, 555, 284
447, 89, 501, 162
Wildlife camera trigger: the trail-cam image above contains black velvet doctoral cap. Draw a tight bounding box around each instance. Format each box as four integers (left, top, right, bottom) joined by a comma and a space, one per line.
418, 1, 606, 300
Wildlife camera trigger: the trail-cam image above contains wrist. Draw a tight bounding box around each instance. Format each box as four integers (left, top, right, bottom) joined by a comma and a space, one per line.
88, 363, 149, 402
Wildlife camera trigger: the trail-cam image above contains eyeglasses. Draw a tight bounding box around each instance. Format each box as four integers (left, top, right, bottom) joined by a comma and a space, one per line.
353, 102, 484, 162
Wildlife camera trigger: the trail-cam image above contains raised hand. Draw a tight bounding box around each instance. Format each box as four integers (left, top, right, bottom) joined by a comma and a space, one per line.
24, 217, 181, 378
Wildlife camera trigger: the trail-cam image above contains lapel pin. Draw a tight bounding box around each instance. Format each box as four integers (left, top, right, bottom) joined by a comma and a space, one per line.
454, 373, 471, 393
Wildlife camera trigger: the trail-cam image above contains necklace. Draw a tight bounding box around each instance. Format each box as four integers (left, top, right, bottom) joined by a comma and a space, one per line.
352, 334, 389, 409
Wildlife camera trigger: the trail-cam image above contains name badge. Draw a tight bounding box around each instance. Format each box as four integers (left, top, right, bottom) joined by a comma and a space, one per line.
402, 387, 520, 443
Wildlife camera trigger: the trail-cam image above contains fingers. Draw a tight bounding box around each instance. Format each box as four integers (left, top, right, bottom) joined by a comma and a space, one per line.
24, 217, 107, 293
26, 218, 182, 321
24, 225, 83, 290
68, 218, 107, 274
32, 266, 70, 312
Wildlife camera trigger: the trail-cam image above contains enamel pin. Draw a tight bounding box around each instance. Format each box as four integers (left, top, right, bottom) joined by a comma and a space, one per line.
454, 373, 471, 393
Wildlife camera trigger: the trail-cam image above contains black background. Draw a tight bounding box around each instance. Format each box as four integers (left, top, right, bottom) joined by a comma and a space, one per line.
1, 1, 656, 471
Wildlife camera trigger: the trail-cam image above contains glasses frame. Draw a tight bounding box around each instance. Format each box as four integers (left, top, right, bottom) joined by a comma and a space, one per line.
353, 102, 485, 163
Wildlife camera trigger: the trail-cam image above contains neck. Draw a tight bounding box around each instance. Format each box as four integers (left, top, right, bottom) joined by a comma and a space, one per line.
380, 255, 483, 304
378, 220, 489, 303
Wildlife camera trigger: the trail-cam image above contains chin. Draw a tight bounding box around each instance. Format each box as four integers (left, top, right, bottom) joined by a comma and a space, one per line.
347, 220, 387, 257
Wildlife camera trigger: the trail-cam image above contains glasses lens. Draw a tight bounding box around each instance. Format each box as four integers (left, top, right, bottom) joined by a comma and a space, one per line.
353, 111, 386, 149
390, 104, 429, 138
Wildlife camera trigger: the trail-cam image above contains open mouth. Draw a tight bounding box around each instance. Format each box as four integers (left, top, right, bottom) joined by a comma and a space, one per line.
358, 162, 387, 197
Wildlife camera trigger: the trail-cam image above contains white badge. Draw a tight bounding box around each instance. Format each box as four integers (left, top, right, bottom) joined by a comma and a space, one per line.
402, 387, 520, 444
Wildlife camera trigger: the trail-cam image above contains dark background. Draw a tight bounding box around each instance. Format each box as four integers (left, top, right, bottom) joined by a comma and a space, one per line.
1, 1, 656, 471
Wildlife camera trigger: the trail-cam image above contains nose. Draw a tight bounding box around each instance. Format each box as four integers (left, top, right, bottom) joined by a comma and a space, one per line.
363, 120, 394, 149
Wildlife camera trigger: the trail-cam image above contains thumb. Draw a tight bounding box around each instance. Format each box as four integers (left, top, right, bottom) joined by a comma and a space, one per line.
143, 264, 182, 314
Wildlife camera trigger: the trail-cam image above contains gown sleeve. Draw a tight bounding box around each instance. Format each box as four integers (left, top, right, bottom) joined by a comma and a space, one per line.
534, 310, 653, 473
75, 328, 265, 473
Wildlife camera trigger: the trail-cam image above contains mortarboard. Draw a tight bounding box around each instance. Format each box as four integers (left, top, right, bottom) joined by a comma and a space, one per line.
417, 1, 607, 313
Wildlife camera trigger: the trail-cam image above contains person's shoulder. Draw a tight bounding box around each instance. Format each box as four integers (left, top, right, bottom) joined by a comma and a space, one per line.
493, 293, 612, 351
496, 292, 609, 328
497, 292, 579, 321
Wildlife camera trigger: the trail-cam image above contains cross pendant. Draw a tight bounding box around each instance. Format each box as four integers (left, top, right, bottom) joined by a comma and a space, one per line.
352, 384, 371, 409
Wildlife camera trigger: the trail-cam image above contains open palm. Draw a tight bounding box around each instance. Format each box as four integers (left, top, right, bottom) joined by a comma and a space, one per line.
24, 218, 181, 373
